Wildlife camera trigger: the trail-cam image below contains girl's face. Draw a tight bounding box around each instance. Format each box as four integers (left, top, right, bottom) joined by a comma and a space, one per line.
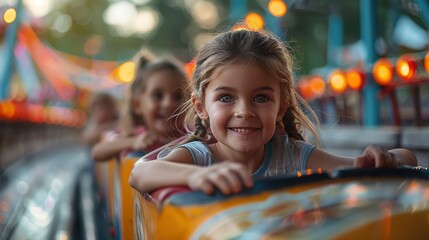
94, 105, 117, 124
134, 69, 184, 137
91, 99, 117, 124
196, 62, 285, 154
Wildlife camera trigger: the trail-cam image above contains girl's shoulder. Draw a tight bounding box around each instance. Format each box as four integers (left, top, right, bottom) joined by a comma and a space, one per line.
175, 140, 215, 166
177, 140, 212, 157
180, 140, 209, 148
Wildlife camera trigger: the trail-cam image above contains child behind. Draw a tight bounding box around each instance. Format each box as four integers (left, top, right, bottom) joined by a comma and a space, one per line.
81, 92, 119, 147
91, 51, 190, 161
129, 29, 417, 195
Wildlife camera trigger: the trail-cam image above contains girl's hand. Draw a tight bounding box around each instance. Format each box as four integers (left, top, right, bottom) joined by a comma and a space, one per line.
132, 132, 158, 151
354, 145, 398, 168
187, 162, 253, 195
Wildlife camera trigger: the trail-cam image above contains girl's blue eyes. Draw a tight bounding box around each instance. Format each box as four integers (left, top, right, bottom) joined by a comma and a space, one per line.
218, 95, 269, 103
219, 95, 233, 102
255, 95, 269, 103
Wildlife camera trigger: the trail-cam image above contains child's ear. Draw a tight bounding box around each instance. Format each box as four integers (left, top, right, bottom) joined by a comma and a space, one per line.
192, 94, 208, 120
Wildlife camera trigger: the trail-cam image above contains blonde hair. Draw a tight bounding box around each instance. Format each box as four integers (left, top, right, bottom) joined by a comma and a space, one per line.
184, 29, 319, 145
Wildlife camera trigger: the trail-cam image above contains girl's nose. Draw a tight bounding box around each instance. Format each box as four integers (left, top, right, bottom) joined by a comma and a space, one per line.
234, 104, 256, 119
162, 96, 177, 110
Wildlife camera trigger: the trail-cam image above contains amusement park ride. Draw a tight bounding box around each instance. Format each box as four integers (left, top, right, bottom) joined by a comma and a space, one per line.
1, 0, 429, 239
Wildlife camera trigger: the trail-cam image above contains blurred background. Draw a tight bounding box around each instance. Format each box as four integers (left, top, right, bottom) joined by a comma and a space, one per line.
1, 0, 429, 239
1, 0, 428, 164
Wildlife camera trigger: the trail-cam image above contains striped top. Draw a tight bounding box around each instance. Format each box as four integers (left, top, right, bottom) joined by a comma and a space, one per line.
179, 134, 316, 177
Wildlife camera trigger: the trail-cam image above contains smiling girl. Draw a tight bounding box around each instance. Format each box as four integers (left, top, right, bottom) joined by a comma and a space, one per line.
91, 52, 189, 161
129, 30, 417, 195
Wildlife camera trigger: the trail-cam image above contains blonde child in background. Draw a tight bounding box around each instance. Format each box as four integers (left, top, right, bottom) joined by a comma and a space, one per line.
91, 51, 190, 161
81, 92, 119, 147
129, 29, 417, 195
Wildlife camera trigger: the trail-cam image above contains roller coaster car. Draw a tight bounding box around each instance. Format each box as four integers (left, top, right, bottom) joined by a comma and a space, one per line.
132, 147, 429, 240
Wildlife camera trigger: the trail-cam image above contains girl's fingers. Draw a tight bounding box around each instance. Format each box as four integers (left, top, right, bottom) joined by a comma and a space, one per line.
229, 163, 253, 188
356, 146, 398, 168
354, 156, 372, 168
384, 152, 397, 167
369, 147, 392, 167
218, 168, 243, 193
188, 163, 254, 196
207, 172, 233, 195
189, 177, 214, 195
199, 180, 215, 195
373, 152, 384, 167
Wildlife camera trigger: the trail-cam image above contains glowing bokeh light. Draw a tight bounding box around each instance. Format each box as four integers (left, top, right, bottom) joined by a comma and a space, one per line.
185, 60, 196, 79
329, 70, 347, 93
0, 102, 16, 118
425, 51, 429, 74
245, 12, 264, 31
373, 58, 394, 86
346, 69, 365, 90
134, 8, 160, 35
232, 23, 249, 31
3, 8, 16, 24
53, 14, 72, 33
115, 61, 135, 83
23, 0, 53, 18
396, 55, 417, 82
130, 0, 151, 5
309, 75, 326, 97
103, 1, 137, 37
268, 0, 287, 17
84, 35, 103, 56
104, 1, 137, 26
190, 1, 219, 29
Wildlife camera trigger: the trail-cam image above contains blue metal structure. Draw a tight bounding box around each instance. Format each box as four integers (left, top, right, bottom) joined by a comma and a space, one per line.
0, 0, 22, 100
264, 12, 283, 39
361, 0, 381, 127
230, 0, 248, 22
415, 0, 429, 28
327, 9, 343, 66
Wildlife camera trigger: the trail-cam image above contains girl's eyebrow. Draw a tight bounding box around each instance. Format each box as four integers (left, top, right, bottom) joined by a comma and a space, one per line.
254, 86, 275, 92
213, 86, 275, 92
213, 86, 235, 92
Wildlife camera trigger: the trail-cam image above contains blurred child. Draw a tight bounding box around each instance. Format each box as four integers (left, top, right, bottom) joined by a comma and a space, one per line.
129, 29, 417, 195
81, 92, 119, 147
91, 52, 190, 161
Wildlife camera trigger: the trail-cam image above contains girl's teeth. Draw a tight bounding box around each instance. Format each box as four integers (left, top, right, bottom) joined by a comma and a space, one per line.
232, 128, 255, 133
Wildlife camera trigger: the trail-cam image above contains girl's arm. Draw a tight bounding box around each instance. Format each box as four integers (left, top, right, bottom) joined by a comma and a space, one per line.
91, 137, 136, 161
91, 131, 160, 161
307, 146, 417, 170
129, 148, 253, 194
81, 121, 116, 146
128, 148, 199, 192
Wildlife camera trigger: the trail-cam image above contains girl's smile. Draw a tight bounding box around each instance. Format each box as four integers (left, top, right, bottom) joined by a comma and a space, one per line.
228, 127, 260, 135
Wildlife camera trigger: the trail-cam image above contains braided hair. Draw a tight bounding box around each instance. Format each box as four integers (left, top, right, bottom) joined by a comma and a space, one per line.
183, 29, 319, 145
